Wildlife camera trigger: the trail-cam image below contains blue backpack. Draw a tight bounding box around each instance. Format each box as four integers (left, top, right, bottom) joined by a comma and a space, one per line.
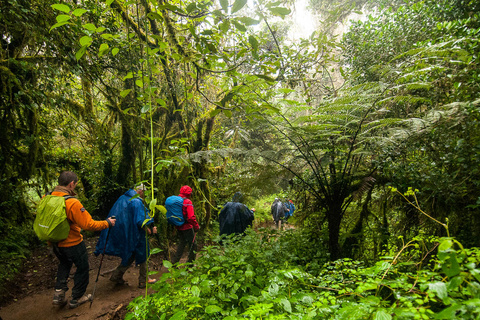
165, 196, 190, 226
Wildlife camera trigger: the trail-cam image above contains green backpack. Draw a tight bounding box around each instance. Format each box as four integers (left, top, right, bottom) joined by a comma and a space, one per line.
33, 194, 74, 242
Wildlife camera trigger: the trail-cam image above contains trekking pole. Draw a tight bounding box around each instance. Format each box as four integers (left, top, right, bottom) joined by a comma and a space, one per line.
90, 215, 115, 308
187, 228, 196, 260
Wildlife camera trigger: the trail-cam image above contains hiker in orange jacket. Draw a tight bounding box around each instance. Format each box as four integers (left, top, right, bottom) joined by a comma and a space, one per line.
171, 185, 200, 264
51, 171, 116, 309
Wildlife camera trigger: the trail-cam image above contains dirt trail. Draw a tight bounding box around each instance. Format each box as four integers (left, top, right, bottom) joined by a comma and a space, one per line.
0, 237, 168, 320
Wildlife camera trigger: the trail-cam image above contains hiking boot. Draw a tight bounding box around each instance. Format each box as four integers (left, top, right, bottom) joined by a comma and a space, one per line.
138, 278, 157, 288
110, 276, 127, 286
52, 288, 67, 306
69, 294, 92, 309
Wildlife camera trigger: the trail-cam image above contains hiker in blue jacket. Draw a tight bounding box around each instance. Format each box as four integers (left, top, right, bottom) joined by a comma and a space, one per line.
284, 199, 295, 223
218, 192, 255, 237
94, 184, 157, 288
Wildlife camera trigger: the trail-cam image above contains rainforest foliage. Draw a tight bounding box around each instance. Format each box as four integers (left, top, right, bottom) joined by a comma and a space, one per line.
1, 0, 480, 317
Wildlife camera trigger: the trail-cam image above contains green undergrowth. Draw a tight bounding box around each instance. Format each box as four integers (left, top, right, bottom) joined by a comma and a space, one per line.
126, 229, 480, 319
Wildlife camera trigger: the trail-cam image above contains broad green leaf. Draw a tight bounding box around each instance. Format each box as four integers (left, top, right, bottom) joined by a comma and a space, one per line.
220, 0, 228, 12
238, 17, 260, 25
56, 15, 71, 23
150, 247, 162, 255
170, 311, 187, 320
72, 8, 87, 17
374, 310, 392, 320
248, 35, 258, 50
163, 260, 173, 268
191, 285, 200, 297
149, 198, 157, 213
186, 2, 198, 13
209, 108, 221, 117
280, 298, 292, 313
205, 305, 222, 313
434, 304, 465, 319
96, 26, 106, 33
255, 74, 275, 82
120, 89, 131, 97
141, 218, 151, 228
98, 43, 109, 57
51, 4, 70, 13
49, 21, 70, 31
112, 47, 119, 56
219, 20, 230, 33
231, 0, 247, 14
147, 12, 163, 21
232, 20, 246, 32
428, 282, 448, 300
106, 0, 114, 6
224, 109, 232, 118
268, 7, 291, 17
79, 36, 93, 47
83, 23, 96, 31
157, 205, 167, 214
136, 79, 144, 88
75, 46, 87, 61
123, 72, 134, 80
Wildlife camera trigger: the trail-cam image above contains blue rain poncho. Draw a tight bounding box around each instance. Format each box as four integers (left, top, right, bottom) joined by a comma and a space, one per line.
219, 192, 254, 236
94, 189, 153, 266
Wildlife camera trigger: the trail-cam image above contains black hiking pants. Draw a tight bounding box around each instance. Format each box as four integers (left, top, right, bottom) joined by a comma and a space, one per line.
53, 241, 89, 300
172, 228, 197, 264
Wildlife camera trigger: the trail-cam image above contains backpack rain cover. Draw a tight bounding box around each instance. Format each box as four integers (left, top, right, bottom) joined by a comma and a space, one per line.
33, 195, 71, 242
165, 196, 186, 226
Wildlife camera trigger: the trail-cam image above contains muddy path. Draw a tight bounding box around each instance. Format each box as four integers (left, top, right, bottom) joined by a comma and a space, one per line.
0, 237, 169, 320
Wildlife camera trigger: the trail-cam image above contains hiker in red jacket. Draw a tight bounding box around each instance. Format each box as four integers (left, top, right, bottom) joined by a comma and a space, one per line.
171, 185, 200, 264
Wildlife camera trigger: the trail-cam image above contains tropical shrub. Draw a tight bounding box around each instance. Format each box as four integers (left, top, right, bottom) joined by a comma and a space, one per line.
126, 229, 480, 319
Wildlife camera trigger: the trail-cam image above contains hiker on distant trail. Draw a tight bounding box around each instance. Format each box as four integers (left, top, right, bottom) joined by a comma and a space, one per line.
284, 199, 295, 223
219, 192, 255, 237
95, 183, 157, 289
50, 171, 116, 308
271, 198, 287, 229
171, 185, 200, 264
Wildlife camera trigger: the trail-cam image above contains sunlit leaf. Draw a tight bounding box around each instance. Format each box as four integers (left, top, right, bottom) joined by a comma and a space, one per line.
49, 21, 70, 31
169, 311, 187, 320
83, 23, 96, 31
72, 8, 87, 17
51, 4, 70, 13
98, 43, 109, 57
205, 305, 222, 313
56, 15, 71, 23
79, 36, 93, 47
112, 47, 119, 56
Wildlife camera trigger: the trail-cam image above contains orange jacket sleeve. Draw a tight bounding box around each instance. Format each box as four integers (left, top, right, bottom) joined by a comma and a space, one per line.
57, 196, 109, 247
